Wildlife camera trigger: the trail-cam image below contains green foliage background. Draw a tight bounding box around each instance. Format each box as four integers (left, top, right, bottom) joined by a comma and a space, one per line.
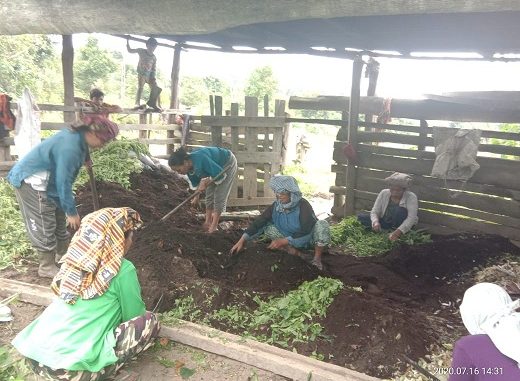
0, 180, 33, 269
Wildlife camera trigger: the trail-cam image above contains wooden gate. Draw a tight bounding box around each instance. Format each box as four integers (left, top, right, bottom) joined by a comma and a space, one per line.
201, 97, 287, 207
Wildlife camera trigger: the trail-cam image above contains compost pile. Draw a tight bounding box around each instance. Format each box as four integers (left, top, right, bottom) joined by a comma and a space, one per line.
11, 170, 520, 378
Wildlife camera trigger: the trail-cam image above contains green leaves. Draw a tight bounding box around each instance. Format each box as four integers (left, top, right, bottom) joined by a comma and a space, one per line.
213, 277, 343, 347
74, 139, 149, 189
0, 180, 33, 270
331, 216, 431, 256
0, 346, 31, 381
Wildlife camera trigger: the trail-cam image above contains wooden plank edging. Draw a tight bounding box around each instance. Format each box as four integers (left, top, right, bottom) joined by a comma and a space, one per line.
0, 278, 379, 381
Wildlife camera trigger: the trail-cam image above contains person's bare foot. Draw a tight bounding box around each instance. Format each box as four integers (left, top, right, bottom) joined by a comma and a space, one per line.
311, 257, 323, 270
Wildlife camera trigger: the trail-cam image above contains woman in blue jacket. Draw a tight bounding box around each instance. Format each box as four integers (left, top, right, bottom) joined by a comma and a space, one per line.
169, 146, 237, 233
230, 175, 330, 270
7, 121, 118, 278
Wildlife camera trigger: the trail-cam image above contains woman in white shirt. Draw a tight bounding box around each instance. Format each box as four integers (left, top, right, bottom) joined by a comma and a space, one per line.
357, 172, 418, 241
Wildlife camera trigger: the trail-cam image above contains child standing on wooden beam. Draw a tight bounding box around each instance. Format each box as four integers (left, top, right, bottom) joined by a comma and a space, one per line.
127, 37, 162, 112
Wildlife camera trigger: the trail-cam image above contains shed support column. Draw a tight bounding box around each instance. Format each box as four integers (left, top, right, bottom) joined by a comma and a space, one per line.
344, 56, 364, 217
364, 57, 379, 126
62, 35, 75, 123
168, 44, 182, 153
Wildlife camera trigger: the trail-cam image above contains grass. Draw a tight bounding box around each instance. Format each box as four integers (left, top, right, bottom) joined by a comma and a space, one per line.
0, 179, 34, 270
330, 216, 432, 257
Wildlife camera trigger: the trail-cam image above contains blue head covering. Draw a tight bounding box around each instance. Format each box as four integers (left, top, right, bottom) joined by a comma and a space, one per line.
270, 175, 302, 212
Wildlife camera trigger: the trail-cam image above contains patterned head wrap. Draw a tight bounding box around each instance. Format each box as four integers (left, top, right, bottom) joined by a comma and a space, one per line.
81, 114, 119, 143
269, 175, 302, 212
51, 207, 142, 304
384, 172, 412, 189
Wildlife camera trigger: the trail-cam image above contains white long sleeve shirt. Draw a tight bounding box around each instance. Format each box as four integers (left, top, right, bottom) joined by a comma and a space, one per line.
370, 189, 418, 233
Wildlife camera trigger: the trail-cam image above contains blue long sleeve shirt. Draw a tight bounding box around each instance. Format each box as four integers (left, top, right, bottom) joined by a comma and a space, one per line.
7, 129, 88, 216
187, 147, 231, 187
244, 199, 318, 248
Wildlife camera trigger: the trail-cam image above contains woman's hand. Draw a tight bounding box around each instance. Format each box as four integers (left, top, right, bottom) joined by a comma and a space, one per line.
268, 238, 289, 250
197, 177, 212, 192
388, 229, 402, 241
190, 193, 200, 207
372, 221, 381, 232
67, 214, 81, 230
230, 238, 246, 255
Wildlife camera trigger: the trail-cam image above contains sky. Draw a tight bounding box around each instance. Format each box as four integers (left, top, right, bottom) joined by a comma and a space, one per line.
66, 33, 520, 100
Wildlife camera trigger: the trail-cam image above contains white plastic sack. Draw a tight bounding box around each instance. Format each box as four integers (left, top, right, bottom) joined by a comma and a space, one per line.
14, 88, 41, 159
431, 128, 481, 181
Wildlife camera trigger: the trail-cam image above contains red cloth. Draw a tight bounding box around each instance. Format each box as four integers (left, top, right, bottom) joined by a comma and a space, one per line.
81, 114, 119, 143
0, 94, 16, 130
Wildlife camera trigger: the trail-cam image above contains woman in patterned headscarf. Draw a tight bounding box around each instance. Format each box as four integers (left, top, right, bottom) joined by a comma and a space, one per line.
230, 175, 331, 270
12, 207, 160, 381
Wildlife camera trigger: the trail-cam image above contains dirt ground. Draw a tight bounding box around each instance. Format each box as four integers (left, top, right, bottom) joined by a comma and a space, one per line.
0, 304, 288, 381
3, 170, 520, 379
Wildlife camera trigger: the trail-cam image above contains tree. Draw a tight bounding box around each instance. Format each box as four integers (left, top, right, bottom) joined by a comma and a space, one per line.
244, 66, 278, 99
75, 37, 118, 95
180, 76, 207, 110
203, 76, 230, 96
0, 35, 56, 99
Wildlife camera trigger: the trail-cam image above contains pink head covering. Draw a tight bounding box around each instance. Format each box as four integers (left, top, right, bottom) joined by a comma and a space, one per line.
81, 114, 119, 143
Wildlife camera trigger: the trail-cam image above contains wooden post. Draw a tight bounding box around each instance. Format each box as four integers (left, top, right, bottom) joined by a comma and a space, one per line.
139, 113, 148, 148
263, 95, 269, 117
230, 103, 240, 199
262, 95, 271, 197
168, 44, 182, 153
62, 35, 75, 123
344, 56, 364, 216
211, 96, 223, 146
276, 100, 289, 169
209, 95, 215, 116
244, 96, 258, 200
364, 58, 379, 128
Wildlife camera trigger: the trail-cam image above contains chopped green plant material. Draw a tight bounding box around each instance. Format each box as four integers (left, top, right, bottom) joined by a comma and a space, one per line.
331, 216, 431, 256
157, 357, 176, 368
0, 179, 33, 270
180, 367, 196, 379
0, 345, 31, 381
75, 138, 149, 189
212, 277, 343, 347
160, 296, 203, 325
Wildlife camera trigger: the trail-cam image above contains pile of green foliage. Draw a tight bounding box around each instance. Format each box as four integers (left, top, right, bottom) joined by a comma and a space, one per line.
162, 277, 343, 348
0, 180, 33, 269
75, 139, 149, 189
331, 216, 432, 256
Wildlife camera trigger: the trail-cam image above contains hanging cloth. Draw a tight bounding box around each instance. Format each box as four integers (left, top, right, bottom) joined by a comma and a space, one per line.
0, 93, 16, 139
14, 88, 41, 159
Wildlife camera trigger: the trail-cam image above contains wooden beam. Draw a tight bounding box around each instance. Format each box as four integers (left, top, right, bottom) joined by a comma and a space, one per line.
202, 116, 285, 128
168, 44, 182, 153
289, 96, 520, 123
61, 35, 75, 123
344, 56, 363, 216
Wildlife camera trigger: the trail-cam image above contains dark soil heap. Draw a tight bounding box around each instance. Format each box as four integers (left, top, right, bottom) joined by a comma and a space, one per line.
9, 170, 519, 378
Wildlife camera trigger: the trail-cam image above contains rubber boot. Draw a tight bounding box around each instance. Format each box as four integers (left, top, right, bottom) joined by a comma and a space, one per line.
38, 251, 60, 278
55, 239, 69, 266
146, 86, 162, 112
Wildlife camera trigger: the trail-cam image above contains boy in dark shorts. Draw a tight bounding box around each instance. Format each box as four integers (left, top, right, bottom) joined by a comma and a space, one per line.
126, 37, 162, 112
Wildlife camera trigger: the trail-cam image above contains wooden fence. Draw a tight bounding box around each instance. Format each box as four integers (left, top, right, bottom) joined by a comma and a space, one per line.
0, 96, 288, 208
290, 96, 520, 241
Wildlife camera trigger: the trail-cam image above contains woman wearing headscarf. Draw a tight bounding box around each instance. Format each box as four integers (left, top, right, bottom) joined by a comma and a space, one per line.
168, 146, 238, 233
7, 120, 119, 278
12, 207, 160, 381
230, 175, 331, 270
357, 172, 418, 241
448, 283, 520, 381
